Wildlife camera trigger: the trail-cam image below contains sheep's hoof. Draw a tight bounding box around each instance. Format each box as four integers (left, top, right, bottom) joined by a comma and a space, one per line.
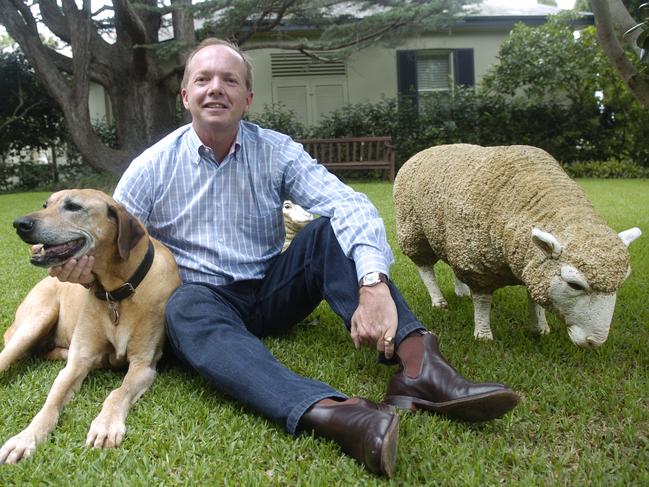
454, 286, 471, 298
535, 324, 551, 336
430, 298, 448, 309
474, 330, 494, 341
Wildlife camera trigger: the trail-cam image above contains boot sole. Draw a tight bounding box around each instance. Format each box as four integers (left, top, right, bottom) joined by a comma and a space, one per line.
384, 389, 519, 422
379, 412, 399, 478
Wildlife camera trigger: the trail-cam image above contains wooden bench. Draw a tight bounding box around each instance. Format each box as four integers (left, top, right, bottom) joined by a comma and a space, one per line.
297, 136, 396, 181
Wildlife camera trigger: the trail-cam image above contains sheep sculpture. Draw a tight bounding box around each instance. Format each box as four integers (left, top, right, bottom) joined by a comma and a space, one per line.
393, 144, 642, 348
282, 200, 313, 252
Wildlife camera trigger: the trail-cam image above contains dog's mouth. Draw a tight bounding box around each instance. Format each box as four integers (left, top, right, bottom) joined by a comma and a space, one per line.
30, 238, 88, 267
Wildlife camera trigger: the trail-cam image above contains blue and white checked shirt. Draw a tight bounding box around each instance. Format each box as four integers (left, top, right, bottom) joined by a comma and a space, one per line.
113, 121, 394, 287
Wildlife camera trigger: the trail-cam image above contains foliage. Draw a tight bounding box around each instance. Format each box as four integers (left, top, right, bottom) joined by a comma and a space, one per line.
91, 119, 119, 150
481, 15, 604, 106
0, 117, 120, 192
0, 50, 66, 155
246, 103, 309, 139
289, 90, 634, 170
1, 181, 648, 484
562, 159, 649, 177
0, 0, 475, 174
481, 16, 649, 166
0, 149, 99, 193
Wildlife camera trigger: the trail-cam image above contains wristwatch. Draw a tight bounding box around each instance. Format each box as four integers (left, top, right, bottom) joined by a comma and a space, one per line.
359, 272, 389, 288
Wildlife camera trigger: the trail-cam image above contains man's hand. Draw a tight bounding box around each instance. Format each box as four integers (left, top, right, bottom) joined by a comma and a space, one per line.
40, 248, 95, 285
350, 283, 398, 359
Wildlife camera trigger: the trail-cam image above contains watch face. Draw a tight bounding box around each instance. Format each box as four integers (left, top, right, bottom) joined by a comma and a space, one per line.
362, 272, 381, 286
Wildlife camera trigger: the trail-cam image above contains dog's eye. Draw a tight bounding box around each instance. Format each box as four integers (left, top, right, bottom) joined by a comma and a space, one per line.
64, 202, 83, 212
42, 202, 47, 208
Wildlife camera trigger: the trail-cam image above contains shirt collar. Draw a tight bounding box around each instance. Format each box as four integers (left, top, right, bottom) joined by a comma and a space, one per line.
188, 123, 243, 166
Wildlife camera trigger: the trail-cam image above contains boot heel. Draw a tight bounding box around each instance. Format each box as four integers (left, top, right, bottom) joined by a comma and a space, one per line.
384, 395, 417, 411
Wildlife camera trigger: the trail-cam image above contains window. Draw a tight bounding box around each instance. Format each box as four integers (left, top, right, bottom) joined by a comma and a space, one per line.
397, 48, 475, 109
416, 52, 452, 94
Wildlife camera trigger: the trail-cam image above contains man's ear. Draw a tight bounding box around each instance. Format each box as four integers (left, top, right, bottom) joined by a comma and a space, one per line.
109, 204, 145, 260
181, 88, 190, 110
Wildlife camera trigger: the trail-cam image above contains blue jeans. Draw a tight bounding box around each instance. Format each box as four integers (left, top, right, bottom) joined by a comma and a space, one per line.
164, 217, 424, 434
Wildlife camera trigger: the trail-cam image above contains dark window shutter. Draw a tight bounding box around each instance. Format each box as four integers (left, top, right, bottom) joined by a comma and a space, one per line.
397, 50, 418, 107
454, 48, 475, 88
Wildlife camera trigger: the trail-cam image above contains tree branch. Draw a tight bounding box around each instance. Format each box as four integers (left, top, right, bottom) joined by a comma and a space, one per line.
605, 0, 642, 56
92, 5, 114, 18
246, 18, 406, 55
39, 0, 72, 45
39, 0, 114, 69
112, 0, 149, 44
0, 98, 44, 132
1, 0, 130, 173
1, 0, 73, 102
236, 0, 297, 45
591, 0, 649, 106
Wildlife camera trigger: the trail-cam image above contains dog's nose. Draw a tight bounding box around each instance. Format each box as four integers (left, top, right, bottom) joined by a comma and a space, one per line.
13, 217, 35, 234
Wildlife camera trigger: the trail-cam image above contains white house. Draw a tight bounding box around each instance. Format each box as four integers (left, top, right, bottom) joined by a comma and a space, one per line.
89, 1, 592, 127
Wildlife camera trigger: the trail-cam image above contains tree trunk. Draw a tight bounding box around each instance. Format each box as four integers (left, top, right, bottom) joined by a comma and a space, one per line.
0, 0, 185, 175
591, 0, 649, 109
50, 145, 58, 183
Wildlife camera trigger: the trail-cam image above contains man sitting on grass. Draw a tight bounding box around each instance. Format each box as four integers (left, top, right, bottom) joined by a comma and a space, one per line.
50, 38, 519, 477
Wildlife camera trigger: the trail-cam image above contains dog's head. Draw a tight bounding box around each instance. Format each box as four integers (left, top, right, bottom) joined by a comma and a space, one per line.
13, 189, 145, 267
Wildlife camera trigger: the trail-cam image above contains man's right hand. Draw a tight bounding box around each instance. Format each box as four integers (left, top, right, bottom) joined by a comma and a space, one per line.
44, 250, 95, 285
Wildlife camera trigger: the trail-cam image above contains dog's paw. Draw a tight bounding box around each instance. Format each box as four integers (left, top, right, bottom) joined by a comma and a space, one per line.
0, 433, 37, 464
86, 416, 126, 449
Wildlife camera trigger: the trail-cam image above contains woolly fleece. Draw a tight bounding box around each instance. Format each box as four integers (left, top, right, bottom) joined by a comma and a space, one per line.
393, 144, 630, 307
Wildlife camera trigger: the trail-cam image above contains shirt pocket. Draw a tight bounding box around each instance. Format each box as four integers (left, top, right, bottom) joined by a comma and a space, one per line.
237, 211, 284, 254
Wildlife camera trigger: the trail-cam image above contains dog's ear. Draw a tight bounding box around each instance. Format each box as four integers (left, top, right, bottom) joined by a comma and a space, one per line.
108, 204, 145, 260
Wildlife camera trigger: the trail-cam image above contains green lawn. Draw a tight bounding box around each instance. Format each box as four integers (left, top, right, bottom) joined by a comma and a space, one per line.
0, 180, 648, 486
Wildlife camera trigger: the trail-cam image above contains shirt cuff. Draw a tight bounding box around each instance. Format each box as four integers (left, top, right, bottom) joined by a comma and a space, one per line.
352, 246, 391, 282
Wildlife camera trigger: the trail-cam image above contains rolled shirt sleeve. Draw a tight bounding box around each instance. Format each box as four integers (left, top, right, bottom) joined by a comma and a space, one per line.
280, 138, 394, 281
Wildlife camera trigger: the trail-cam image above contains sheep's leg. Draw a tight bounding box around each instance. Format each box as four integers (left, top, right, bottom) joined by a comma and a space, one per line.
472, 292, 493, 340
528, 293, 550, 335
417, 266, 448, 308
452, 273, 471, 298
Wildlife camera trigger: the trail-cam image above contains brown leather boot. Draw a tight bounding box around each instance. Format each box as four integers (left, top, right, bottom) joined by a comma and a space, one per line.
384, 331, 519, 421
299, 398, 399, 477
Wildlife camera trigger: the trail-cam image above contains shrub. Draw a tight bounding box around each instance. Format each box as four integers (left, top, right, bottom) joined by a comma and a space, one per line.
562, 160, 649, 178
246, 103, 308, 139
223, 97, 649, 180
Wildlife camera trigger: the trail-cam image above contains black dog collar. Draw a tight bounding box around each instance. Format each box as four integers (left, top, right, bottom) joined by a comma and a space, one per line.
94, 240, 155, 302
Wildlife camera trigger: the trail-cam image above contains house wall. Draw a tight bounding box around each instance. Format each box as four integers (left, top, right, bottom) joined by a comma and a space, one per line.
88, 82, 111, 123
245, 30, 508, 122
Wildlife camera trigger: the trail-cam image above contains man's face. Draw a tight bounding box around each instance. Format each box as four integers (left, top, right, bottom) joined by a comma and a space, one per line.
181, 44, 253, 135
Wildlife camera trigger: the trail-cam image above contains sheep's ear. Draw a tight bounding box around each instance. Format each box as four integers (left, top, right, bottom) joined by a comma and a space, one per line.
618, 227, 642, 247
532, 228, 562, 259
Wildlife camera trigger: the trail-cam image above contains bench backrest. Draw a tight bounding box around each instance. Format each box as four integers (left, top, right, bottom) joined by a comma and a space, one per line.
297, 137, 395, 164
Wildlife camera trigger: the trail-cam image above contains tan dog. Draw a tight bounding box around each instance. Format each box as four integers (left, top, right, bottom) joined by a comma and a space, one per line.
0, 189, 180, 464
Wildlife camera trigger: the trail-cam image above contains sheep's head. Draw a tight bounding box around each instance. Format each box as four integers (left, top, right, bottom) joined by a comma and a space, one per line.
282, 200, 313, 229
528, 226, 641, 348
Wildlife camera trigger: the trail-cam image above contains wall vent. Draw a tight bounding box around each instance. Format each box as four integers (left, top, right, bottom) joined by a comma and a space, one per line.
271, 53, 346, 77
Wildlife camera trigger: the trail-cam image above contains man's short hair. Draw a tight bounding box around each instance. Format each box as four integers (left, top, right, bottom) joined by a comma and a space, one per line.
181, 38, 253, 91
